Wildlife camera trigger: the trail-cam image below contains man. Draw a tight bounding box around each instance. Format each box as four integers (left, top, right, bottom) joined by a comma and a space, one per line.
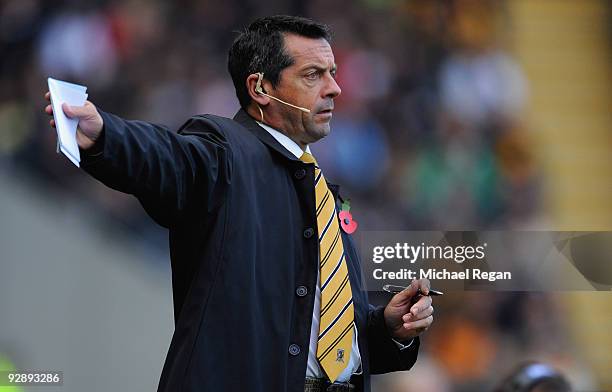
44, 15, 434, 392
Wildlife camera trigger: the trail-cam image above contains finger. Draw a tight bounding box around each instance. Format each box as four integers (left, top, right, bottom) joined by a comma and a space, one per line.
45, 104, 53, 115
410, 295, 432, 316
403, 315, 433, 331
404, 305, 433, 322
50, 119, 55, 128
45, 91, 50, 101
392, 279, 419, 303
62, 103, 88, 119
416, 278, 431, 296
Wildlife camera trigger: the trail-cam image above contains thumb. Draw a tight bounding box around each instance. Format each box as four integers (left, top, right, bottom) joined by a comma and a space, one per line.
62, 103, 87, 119
391, 279, 419, 305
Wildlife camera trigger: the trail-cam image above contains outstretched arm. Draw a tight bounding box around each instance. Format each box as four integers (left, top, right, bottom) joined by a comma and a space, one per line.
44, 92, 231, 226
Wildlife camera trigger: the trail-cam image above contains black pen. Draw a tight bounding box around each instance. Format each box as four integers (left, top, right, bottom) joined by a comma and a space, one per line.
382, 284, 444, 296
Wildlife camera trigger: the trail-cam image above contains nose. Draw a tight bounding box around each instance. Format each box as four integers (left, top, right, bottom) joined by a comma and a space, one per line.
324, 73, 341, 99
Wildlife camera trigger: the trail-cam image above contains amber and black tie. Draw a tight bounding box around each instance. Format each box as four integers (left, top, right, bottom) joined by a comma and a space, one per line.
300, 152, 354, 382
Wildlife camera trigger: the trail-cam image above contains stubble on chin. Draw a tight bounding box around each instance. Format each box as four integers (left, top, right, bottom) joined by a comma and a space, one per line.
304, 120, 331, 144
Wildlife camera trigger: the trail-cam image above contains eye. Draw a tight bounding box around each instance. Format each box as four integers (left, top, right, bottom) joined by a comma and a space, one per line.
305, 72, 319, 80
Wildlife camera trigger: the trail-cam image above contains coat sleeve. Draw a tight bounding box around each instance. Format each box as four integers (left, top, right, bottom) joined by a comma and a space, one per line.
366, 304, 420, 374
80, 110, 232, 227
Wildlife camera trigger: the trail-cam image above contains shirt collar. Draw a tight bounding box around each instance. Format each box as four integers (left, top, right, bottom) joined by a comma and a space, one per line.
256, 121, 311, 159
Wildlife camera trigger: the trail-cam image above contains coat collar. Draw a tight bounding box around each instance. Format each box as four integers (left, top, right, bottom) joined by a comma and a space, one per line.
233, 109, 300, 163
232, 108, 342, 198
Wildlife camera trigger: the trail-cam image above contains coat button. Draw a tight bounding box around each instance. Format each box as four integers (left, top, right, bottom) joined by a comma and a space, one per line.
288, 344, 301, 356
303, 228, 315, 238
294, 168, 306, 180
296, 286, 308, 297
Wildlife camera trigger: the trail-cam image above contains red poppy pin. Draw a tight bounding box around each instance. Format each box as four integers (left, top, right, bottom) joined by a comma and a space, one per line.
338, 200, 358, 234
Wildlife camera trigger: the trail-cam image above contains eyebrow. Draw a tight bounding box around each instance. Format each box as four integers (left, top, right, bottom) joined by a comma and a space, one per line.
301, 63, 338, 73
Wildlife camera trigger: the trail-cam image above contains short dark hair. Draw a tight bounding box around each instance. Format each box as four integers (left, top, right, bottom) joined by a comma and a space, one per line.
227, 15, 331, 108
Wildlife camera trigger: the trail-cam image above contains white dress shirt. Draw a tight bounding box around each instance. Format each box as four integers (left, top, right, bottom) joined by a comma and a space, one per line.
256, 121, 412, 382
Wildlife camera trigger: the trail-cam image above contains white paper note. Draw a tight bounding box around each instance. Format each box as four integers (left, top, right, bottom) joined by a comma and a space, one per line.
47, 78, 88, 167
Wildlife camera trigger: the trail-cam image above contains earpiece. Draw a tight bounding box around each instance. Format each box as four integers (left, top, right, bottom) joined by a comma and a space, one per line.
255, 72, 265, 94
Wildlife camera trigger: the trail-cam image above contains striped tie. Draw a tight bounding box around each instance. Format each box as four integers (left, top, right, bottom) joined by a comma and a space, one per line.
300, 152, 354, 383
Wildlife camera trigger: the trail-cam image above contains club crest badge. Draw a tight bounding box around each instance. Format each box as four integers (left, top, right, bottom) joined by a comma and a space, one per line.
336, 348, 345, 363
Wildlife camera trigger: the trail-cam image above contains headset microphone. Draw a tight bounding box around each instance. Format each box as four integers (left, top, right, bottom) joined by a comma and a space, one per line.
255, 72, 311, 113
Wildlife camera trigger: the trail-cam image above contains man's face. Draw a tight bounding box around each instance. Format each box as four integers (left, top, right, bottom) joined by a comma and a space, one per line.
264, 34, 341, 146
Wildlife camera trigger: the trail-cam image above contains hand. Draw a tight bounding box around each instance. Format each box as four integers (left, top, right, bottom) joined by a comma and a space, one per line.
44, 91, 104, 150
383, 279, 434, 342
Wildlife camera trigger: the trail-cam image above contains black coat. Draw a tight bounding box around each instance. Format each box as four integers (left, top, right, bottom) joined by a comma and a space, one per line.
81, 108, 419, 392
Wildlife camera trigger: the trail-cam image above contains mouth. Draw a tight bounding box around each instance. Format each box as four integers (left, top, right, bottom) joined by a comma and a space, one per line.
316, 108, 334, 117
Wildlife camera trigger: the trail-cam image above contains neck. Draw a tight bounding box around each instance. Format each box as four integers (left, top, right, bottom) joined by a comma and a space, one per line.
247, 107, 308, 150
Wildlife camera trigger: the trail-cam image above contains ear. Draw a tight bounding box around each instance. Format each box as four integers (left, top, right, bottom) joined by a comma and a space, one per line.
246, 73, 270, 107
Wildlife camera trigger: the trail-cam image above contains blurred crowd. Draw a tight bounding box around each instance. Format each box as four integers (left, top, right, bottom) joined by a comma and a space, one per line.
0, 0, 541, 235
2, 0, 595, 391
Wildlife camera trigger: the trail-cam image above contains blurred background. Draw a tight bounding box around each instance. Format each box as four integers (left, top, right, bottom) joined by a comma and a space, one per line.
0, 0, 610, 391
